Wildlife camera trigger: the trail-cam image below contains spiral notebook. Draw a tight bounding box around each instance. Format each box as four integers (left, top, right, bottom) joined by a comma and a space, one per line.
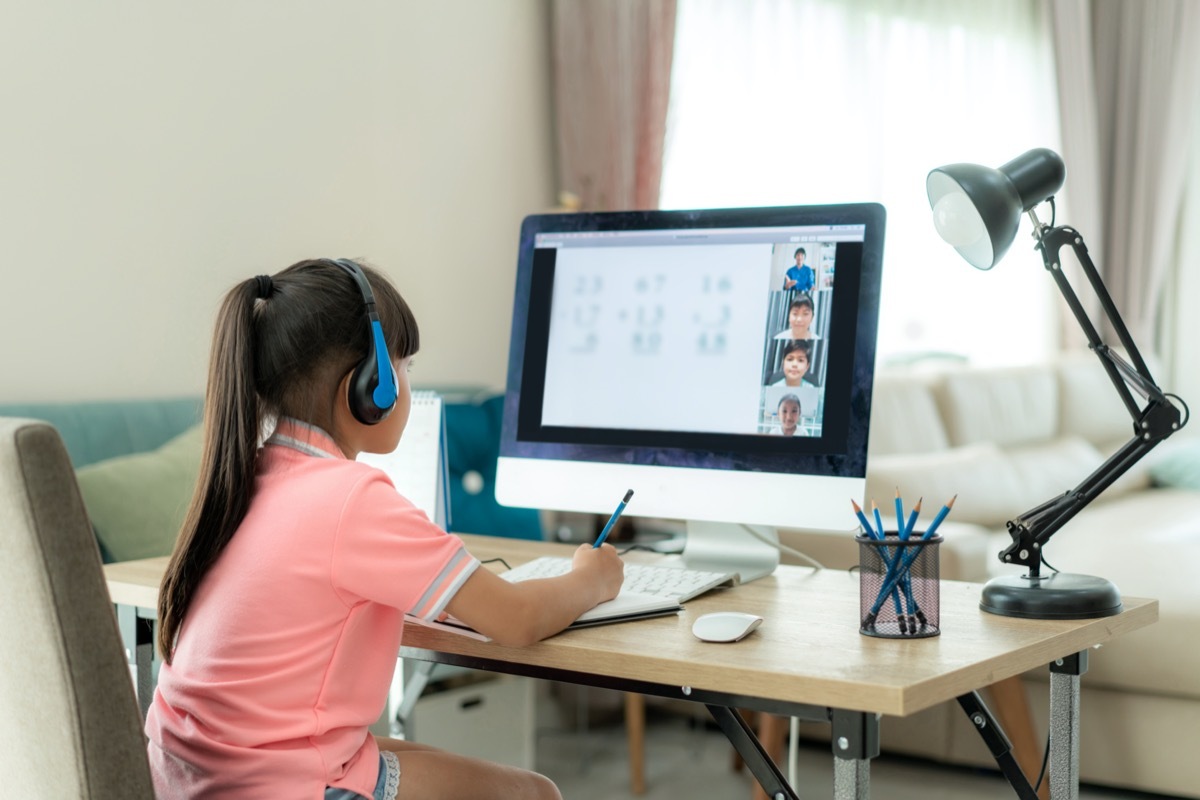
357, 391, 449, 530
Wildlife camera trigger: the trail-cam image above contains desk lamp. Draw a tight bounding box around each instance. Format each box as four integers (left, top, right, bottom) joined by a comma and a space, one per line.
925, 148, 1188, 619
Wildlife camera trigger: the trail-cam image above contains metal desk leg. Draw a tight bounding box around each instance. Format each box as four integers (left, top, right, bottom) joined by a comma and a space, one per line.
831, 709, 878, 800
1049, 651, 1088, 800
116, 604, 155, 719
707, 705, 798, 800
957, 691, 1040, 799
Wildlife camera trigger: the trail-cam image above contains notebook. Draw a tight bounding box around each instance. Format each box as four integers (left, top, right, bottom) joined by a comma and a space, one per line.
407, 586, 682, 642
357, 391, 449, 529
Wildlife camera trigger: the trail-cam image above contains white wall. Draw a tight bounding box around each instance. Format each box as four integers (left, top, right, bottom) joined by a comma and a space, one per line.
0, 1, 555, 402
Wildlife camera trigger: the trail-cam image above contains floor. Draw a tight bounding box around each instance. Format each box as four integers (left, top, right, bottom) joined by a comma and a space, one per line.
534, 702, 1178, 800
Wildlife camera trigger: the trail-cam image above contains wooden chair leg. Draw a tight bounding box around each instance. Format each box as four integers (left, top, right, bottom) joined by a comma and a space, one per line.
625, 692, 646, 795
987, 676, 1049, 800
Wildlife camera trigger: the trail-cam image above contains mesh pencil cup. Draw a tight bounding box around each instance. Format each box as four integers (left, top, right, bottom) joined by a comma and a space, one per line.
857, 532, 942, 638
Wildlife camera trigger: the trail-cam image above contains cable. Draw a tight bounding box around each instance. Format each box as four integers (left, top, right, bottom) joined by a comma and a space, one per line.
611, 529, 829, 570
1166, 392, 1191, 427
1035, 731, 1051, 793
1040, 553, 1061, 574
738, 524, 827, 570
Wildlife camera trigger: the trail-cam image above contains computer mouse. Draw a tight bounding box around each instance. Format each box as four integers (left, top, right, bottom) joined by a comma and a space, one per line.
691, 612, 763, 643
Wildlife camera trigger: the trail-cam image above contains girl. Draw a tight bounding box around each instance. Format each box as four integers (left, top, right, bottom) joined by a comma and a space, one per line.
147, 258, 623, 800
775, 393, 801, 436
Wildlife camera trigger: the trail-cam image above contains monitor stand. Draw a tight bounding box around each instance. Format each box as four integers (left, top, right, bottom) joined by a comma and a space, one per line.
680, 520, 780, 584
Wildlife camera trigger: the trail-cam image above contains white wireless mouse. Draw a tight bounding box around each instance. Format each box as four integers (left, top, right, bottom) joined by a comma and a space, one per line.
691, 612, 764, 643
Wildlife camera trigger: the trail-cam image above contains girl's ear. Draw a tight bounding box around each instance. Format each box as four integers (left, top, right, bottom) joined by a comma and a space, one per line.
333, 370, 360, 427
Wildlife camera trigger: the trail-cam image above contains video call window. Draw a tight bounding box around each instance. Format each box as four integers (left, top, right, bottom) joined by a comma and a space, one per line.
537, 231, 853, 441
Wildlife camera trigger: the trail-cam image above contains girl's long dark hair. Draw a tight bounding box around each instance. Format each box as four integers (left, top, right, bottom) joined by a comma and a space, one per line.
157, 259, 418, 662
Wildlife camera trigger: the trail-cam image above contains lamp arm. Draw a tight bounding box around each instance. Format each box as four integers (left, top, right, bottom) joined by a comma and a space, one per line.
996, 217, 1185, 575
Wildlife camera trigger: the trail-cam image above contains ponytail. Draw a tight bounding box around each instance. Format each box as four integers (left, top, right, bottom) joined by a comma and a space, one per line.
156, 259, 418, 662
158, 280, 262, 662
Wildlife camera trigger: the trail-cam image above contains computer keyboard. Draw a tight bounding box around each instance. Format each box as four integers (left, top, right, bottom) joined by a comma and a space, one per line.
500, 556, 738, 603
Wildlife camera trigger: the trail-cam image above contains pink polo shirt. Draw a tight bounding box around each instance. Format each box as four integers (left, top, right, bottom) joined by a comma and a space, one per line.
145, 419, 479, 799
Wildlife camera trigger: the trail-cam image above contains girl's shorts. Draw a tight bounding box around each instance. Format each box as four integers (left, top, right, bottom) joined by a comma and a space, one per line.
325, 751, 400, 800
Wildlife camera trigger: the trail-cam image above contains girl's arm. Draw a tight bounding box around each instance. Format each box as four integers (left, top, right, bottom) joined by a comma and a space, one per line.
444, 543, 624, 647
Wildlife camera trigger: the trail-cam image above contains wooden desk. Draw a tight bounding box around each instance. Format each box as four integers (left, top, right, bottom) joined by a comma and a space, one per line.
105, 534, 1157, 800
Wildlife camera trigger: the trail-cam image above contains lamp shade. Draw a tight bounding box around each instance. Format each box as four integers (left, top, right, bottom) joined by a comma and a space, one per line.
926, 148, 1066, 270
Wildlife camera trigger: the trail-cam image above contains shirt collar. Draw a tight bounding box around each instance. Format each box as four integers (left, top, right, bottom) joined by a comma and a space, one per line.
265, 417, 346, 459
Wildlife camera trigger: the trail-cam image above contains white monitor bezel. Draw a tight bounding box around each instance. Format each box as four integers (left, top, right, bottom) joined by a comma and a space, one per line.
496, 203, 885, 534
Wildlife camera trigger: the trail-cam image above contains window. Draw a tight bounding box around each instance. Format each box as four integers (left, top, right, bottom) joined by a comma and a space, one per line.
660, 0, 1063, 367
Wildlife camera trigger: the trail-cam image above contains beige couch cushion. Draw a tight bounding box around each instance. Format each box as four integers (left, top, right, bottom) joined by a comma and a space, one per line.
865, 442, 1019, 528
867, 373, 949, 456
1005, 436, 1109, 505
934, 365, 1059, 448
1057, 351, 1139, 446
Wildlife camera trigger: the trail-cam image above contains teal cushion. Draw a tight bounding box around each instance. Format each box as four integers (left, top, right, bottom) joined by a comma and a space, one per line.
0, 397, 202, 468
1150, 440, 1200, 490
75, 425, 203, 562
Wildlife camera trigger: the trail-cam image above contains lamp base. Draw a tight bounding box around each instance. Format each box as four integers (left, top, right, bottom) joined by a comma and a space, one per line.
980, 573, 1123, 619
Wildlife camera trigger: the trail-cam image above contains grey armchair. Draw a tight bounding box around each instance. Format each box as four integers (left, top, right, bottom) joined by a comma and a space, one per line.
0, 418, 154, 798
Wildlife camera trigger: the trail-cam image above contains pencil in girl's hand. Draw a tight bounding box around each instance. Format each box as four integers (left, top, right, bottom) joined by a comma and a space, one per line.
592, 489, 634, 548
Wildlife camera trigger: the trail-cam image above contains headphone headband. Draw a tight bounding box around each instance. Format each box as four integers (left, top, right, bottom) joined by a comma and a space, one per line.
330, 259, 398, 424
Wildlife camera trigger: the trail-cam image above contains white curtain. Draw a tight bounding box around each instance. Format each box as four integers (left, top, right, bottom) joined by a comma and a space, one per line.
1050, 0, 1200, 353
552, 0, 677, 211
660, 0, 1064, 368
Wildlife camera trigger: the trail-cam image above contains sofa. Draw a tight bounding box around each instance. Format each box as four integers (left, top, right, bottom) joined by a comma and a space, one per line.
781, 350, 1200, 797
10, 354, 1200, 795
0, 391, 541, 566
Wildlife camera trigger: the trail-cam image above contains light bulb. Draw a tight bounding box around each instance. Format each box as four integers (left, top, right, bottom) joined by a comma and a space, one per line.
932, 192, 986, 248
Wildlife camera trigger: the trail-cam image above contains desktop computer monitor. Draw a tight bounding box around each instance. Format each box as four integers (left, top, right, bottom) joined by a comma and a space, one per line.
496, 203, 885, 583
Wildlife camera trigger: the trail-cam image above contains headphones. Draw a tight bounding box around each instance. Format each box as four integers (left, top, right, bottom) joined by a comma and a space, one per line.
330, 259, 398, 425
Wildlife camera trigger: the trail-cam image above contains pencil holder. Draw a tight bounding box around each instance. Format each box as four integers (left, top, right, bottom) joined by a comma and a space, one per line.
857, 532, 942, 638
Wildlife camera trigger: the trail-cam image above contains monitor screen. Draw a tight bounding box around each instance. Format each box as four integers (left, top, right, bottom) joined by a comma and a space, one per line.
497, 204, 885, 577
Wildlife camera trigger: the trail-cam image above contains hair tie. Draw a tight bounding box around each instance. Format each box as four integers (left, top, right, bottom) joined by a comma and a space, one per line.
254, 274, 274, 299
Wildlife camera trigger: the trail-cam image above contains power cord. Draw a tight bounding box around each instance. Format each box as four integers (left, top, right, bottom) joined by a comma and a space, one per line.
619, 528, 828, 570
1035, 732, 1051, 793
737, 523, 827, 570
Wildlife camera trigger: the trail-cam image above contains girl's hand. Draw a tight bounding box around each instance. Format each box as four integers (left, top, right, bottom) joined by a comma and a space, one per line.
446, 542, 625, 646
571, 542, 624, 604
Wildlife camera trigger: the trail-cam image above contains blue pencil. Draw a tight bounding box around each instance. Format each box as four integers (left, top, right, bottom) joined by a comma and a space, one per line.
894, 490, 918, 630
850, 498, 876, 538
593, 489, 633, 548
901, 497, 927, 627
902, 497, 922, 540
864, 495, 956, 627
872, 500, 907, 629
852, 499, 903, 623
